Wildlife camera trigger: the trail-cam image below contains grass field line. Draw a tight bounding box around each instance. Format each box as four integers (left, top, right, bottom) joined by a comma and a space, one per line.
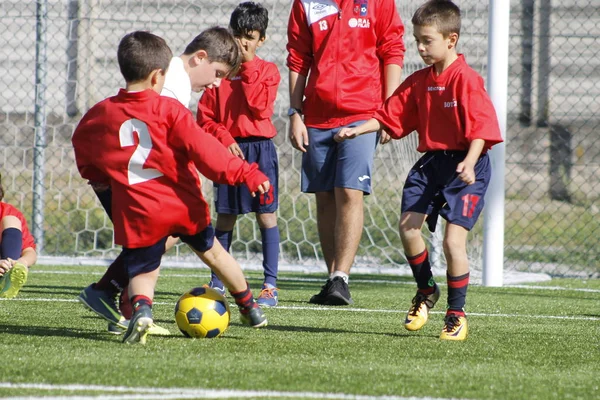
28, 269, 600, 293
2, 296, 599, 322
0, 382, 454, 400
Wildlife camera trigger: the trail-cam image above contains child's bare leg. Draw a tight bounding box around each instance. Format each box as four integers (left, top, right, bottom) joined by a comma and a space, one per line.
192, 240, 246, 292
128, 268, 160, 301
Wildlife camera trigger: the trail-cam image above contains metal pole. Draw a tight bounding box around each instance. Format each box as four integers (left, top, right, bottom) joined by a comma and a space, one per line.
483, 0, 510, 287
33, 0, 48, 253
66, 0, 80, 117
519, 0, 535, 126
536, 0, 551, 127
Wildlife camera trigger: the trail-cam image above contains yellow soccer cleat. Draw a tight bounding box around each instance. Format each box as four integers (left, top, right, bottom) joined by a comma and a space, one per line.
0, 262, 28, 299
440, 313, 468, 341
404, 285, 440, 331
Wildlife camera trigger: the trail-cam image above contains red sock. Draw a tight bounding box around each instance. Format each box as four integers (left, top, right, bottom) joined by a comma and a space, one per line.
130, 295, 152, 313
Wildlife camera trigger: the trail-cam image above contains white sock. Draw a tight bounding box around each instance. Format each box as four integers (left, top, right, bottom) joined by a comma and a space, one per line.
331, 271, 349, 284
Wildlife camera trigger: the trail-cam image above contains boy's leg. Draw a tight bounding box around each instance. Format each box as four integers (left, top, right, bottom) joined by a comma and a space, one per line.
0, 222, 28, 299
256, 212, 279, 307
208, 213, 237, 293
181, 228, 267, 328
439, 223, 470, 341
121, 240, 165, 344
399, 211, 440, 331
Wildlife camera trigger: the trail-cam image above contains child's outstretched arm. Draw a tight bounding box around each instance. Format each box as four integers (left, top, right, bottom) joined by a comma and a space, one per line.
334, 119, 383, 142
456, 138, 485, 185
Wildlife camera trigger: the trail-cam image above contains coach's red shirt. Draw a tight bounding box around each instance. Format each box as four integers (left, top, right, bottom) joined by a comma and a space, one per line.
72, 89, 268, 248
374, 55, 503, 152
0, 202, 35, 250
287, 0, 405, 128
197, 57, 280, 147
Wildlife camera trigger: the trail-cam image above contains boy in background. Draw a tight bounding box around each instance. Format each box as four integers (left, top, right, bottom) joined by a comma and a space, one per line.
335, 0, 503, 340
81, 27, 242, 334
72, 31, 270, 344
198, 2, 281, 307
0, 172, 37, 299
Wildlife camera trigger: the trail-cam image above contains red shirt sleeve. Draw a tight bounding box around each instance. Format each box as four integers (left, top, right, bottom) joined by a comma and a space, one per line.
286, 0, 313, 76
461, 75, 503, 150
171, 109, 268, 192
239, 60, 281, 120
373, 75, 418, 139
197, 89, 235, 147
375, 0, 405, 67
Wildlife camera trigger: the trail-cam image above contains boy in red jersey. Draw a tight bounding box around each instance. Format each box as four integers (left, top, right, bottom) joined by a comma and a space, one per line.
0, 172, 37, 299
72, 31, 270, 344
85, 27, 242, 336
287, 0, 405, 305
335, 0, 503, 340
197, 2, 281, 307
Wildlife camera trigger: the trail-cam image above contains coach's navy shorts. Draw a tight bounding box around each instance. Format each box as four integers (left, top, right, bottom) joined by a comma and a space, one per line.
214, 138, 278, 215
123, 225, 215, 278
302, 121, 378, 194
401, 151, 492, 232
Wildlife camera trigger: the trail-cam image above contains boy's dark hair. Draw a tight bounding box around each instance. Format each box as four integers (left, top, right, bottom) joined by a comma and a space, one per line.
229, 2, 269, 40
412, 0, 461, 38
183, 26, 242, 75
117, 31, 172, 83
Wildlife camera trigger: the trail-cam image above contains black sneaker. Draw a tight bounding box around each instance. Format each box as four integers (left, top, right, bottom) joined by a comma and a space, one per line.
122, 304, 153, 345
309, 279, 332, 304
324, 277, 353, 306
239, 304, 268, 328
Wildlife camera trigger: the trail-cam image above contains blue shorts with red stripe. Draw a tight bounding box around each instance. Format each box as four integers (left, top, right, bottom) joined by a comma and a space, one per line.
401, 151, 491, 232
214, 137, 278, 215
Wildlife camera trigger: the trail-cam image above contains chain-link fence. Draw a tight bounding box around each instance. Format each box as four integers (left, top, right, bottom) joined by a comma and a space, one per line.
1, 0, 598, 278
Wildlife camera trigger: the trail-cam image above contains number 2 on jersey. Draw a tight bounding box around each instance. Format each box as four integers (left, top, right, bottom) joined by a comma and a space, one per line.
119, 119, 163, 185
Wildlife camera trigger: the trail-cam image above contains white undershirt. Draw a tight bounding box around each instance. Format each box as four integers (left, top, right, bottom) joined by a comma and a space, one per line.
161, 57, 192, 108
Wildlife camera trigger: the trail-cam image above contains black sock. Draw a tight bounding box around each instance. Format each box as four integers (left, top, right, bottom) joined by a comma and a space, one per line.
407, 249, 435, 293
447, 272, 469, 314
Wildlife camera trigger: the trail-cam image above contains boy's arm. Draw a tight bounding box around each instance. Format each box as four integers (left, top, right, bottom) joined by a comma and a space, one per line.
334, 119, 382, 142
239, 62, 281, 119
197, 89, 236, 148
456, 138, 485, 185
172, 110, 269, 194
16, 247, 37, 269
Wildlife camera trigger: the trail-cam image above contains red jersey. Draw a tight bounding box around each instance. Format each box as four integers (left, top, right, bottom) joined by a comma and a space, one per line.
72, 89, 268, 248
374, 55, 503, 152
197, 57, 280, 147
287, 0, 405, 128
0, 202, 36, 251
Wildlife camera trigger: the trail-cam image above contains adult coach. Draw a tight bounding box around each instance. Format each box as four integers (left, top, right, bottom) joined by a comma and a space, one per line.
287, 0, 405, 305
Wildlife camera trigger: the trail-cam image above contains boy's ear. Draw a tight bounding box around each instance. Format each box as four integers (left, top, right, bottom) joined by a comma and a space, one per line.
149, 68, 164, 86
193, 49, 209, 64
448, 32, 459, 49
257, 35, 266, 48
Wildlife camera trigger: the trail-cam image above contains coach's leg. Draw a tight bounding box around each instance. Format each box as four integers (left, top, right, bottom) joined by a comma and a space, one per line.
315, 191, 336, 274
332, 187, 363, 274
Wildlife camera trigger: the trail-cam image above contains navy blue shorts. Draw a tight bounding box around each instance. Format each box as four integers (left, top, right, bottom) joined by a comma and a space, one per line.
123, 225, 215, 278
302, 121, 378, 194
214, 138, 278, 215
401, 151, 492, 232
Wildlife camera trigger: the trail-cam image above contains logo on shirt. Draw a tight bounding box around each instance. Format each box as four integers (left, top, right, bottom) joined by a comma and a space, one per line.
349, 17, 370, 28
360, 3, 368, 16
428, 86, 445, 92
358, 175, 371, 182
444, 99, 458, 108
230, 76, 242, 81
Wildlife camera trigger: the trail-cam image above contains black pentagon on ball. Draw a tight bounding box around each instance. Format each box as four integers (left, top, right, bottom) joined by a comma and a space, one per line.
189, 287, 207, 296
214, 300, 228, 316
186, 307, 203, 324
205, 328, 221, 338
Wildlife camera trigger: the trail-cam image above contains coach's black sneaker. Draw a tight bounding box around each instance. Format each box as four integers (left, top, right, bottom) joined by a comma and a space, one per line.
309, 279, 333, 305
123, 304, 153, 345
324, 277, 353, 306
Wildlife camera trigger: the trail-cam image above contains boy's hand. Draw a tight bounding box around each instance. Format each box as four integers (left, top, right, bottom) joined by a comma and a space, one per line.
379, 130, 392, 144
289, 115, 308, 152
334, 127, 360, 142
456, 161, 476, 185
250, 181, 270, 197
237, 38, 256, 63
0, 258, 14, 276
228, 143, 245, 160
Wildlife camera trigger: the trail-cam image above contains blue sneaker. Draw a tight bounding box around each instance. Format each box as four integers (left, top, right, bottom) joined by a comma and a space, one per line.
256, 284, 278, 307
78, 284, 127, 329
203, 281, 226, 297
123, 304, 153, 344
